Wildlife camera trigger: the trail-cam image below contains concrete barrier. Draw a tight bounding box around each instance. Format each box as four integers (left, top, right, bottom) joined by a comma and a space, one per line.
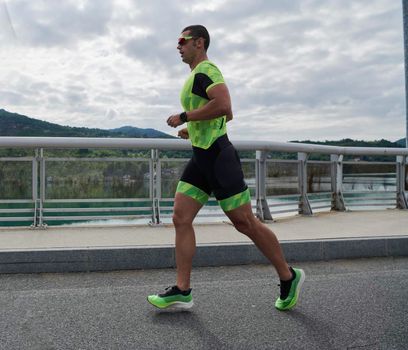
0, 236, 407, 274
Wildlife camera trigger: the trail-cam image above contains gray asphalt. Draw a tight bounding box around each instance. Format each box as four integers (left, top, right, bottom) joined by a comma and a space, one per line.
0, 257, 407, 350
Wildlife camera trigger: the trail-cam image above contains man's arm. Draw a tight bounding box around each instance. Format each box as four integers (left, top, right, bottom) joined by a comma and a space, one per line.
167, 83, 232, 127
185, 83, 231, 122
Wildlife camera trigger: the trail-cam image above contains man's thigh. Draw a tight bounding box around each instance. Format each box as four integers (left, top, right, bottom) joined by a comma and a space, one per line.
173, 192, 204, 222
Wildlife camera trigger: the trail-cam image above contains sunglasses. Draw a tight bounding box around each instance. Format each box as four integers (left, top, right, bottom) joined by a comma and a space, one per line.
178, 36, 197, 46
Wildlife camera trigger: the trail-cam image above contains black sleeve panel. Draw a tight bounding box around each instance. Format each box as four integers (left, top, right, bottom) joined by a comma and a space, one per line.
192, 73, 214, 100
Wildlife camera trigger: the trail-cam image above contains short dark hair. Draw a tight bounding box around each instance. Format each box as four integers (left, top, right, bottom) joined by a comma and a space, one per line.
182, 25, 210, 51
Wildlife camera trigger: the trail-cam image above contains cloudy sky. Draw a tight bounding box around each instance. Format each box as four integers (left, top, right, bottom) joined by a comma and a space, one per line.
0, 0, 406, 142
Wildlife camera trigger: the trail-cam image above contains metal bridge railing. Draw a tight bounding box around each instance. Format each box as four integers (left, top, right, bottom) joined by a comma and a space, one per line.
0, 136, 407, 227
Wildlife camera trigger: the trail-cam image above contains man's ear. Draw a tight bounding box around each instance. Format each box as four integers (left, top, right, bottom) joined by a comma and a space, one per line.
196, 37, 204, 49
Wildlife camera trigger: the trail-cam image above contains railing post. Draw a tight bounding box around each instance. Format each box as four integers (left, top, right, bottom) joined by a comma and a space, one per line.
255, 150, 273, 221
148, 152, 155, 225
330, 154, 346, 211
37, 148, 46, 228
150, 149, 162, 225
156, 150, 162, 223
31, 148, 39, 227
396, 155, 408, 209
298, 152, 312, 215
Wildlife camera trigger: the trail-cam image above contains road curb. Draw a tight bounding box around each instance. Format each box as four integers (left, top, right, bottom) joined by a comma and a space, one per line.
0, 236, 407, 274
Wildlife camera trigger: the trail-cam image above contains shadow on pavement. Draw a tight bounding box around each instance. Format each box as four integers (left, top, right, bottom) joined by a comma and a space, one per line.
151, 310, 228, 349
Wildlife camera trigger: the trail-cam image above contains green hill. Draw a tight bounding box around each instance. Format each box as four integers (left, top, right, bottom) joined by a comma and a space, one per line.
396, 138, 406, 147
292, 138, 404, 149
273, 138, 405, 162
0, 109, 174, 138
109, 126, 172, 138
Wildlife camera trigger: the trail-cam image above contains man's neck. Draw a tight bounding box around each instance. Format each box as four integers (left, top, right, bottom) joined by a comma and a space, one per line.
189, 53, 208, 70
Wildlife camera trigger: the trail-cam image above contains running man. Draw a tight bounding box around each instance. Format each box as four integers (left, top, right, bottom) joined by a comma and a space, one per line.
147, 25, 305, 311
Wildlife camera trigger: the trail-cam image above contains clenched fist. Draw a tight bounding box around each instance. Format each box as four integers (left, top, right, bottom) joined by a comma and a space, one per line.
167, 114, 183, 128
178, 128, 189, 139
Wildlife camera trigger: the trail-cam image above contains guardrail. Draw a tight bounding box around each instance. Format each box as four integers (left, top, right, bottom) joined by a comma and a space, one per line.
0, 136, 407, 227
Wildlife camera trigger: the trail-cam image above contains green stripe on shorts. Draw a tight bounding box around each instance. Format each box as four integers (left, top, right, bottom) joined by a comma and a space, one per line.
218, 188, 251, 212
176, 181, 209, 205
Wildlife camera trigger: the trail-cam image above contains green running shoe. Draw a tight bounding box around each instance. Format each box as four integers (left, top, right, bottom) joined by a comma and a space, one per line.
147, 286, 193, 310
275, 267, 305, 311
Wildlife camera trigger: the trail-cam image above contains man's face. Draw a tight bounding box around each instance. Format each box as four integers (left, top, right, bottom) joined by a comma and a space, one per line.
177, 30, 198, 64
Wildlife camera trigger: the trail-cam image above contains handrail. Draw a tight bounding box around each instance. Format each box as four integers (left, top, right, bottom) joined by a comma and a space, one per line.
0, 136, 407, 156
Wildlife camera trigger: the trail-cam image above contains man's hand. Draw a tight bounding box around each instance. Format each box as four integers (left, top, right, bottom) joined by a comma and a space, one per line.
167, 114, 183, 128
178, 128, 189, 139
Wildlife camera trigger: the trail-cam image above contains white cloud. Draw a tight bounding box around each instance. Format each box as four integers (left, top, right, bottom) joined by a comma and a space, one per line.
4, 0, 113, 47
0, 0, 405, 141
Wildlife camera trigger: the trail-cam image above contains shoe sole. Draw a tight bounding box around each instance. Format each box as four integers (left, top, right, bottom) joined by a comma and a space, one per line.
147, 298, 194, 310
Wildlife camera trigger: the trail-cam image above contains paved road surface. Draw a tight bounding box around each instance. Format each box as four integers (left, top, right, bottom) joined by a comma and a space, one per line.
0, 257, 407, 349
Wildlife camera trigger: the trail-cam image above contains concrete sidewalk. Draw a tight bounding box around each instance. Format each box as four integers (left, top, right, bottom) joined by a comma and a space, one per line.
1, 210, 408, 250
0, 210, 407, 273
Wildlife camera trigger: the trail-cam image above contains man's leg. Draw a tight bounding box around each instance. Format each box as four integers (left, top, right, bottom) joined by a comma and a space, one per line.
147, 192, 203, 309
224, 202, 292, 280
224, 202, 305, 310
173, 192, 203, 290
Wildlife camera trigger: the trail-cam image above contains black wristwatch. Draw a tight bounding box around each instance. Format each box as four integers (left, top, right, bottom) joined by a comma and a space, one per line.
179, 111, 188, 123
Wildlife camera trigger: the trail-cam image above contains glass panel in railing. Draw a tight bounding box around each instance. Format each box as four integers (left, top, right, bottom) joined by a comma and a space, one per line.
266, 161, 298, 196
160, 160, 189, 199
45, 160, 150, 199
264, 160, 299, 216
0, 161, 32, 199
307, 162, 331, 194
343, 162, 396, 193
343, 160, 396, 210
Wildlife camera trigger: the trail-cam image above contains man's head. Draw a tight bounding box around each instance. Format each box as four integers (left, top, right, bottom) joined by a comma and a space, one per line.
181, 25, 210, 51
177, 25, 210, 67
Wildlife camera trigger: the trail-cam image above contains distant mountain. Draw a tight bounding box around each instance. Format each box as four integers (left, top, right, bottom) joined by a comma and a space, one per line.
0, 108, 405, 146
395, 138, 406, 147
0, 109, 174, 138
292, 138, 404, 148
286, 138, 405, 161
109, 126, 172, 138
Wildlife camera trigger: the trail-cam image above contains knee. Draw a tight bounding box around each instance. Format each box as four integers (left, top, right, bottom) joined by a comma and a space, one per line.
172, 210, 193, 228
232, 215, 259, 236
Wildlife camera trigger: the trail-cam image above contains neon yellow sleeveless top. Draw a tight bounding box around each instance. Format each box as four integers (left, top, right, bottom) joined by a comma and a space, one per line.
180, 60, 227, 149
